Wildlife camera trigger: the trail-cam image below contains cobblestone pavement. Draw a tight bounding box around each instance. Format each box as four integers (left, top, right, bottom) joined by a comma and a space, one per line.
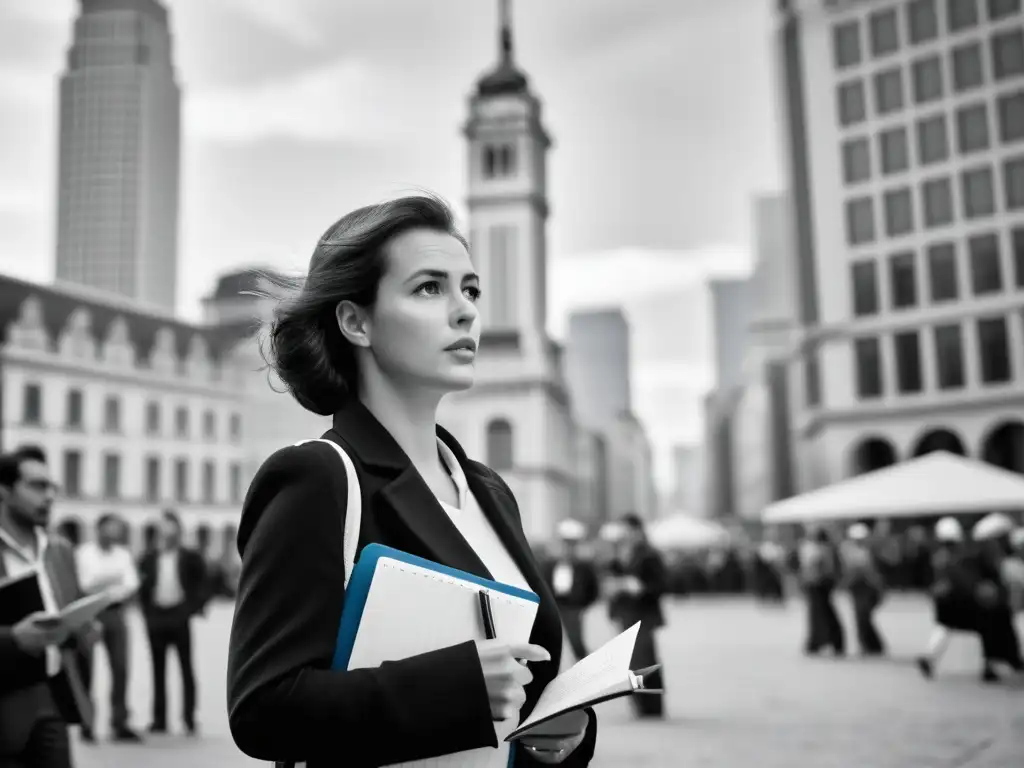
73, 595, 1023, 768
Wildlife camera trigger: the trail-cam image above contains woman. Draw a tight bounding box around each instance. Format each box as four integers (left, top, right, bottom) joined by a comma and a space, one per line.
799, 527, 845, 657
226, 195, 597, 767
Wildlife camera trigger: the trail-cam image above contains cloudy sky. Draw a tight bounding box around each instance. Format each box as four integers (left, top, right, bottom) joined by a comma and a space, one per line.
0, 0, 784, 491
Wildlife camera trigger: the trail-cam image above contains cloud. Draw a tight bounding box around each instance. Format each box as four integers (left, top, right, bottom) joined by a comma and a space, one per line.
0, 0, 72, 25
215, 0, 323, 46
183, 57, 450, 144
0, 68, 53, 108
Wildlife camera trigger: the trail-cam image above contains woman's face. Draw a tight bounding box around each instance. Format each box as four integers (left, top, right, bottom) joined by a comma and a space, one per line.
348, 228, 481, 394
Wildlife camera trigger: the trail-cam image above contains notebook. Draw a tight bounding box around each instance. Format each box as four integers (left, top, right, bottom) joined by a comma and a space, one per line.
0, 569, 116, 633
333, 544, 540, 768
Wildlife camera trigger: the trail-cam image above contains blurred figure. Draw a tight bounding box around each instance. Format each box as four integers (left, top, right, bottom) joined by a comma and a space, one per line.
840, 524, 885, 656
138, 510, 207, 735
542, 518, 599, 662
971, 513, 1023, 681
1005, 528, 1024, 614
605, 513, 666, 719
75, 513, 142, 743
799, 527, 845, 657
753, 529, 786, 604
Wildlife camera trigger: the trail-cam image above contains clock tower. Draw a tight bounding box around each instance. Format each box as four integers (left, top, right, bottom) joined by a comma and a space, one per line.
438, 0, 576, 542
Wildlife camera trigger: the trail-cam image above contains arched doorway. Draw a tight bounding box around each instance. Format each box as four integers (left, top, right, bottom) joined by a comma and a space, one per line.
850, 437, 898, 476
142, 521, 160, 553
981, 421, 1024, 475
912, 428, 966, 458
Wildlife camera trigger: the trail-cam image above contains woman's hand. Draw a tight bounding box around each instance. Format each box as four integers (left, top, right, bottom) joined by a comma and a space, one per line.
474, 640, 550, 721
519, 709, 589, 764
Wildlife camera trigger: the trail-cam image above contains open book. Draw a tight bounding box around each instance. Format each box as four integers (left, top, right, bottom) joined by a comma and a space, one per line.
0, 568, 118, 633
506, 621, 661, 741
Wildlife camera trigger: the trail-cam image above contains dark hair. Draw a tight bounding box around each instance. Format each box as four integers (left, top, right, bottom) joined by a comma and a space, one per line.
259, 193, 469, 416
161, 509, 183, 531
621, 513, 645, 532
0, 445, 49, 489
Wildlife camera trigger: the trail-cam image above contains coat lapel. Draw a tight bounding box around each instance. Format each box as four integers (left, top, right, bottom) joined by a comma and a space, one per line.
328, 401, 491, 579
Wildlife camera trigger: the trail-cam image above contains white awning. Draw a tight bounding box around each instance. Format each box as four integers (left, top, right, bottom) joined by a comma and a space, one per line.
762, 451, 1024, 524
646, 514, 731, 550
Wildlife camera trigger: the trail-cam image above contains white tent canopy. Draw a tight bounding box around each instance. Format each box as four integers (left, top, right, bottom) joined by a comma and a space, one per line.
762, 451, 1024, 524
646, 514, 731, 551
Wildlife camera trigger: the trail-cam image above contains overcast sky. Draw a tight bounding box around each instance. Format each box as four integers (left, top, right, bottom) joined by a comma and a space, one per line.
0, 0, 784, 493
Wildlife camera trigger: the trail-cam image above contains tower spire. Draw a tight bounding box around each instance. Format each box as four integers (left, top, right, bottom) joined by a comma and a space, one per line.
499, 0, 513, 63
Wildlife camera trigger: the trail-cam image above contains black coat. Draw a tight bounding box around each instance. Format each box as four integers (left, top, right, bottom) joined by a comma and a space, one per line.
137, 546, 208, 619
226, 400, 598, 768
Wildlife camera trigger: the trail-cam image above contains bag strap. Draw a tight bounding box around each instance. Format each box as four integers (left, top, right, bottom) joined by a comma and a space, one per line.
276, 439, 362, 768
294, 438, 362, 589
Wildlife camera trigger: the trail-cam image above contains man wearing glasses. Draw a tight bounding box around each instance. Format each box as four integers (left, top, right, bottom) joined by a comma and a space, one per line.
0, 446, 96, 767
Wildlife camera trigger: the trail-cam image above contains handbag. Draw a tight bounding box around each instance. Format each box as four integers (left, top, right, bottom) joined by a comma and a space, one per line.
276, 438, 362, 768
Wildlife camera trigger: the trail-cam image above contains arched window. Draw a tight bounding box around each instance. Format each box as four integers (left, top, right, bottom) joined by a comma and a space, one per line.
486, 419, 514, 471
483, 146, 498, 178
499, 144, 517, 176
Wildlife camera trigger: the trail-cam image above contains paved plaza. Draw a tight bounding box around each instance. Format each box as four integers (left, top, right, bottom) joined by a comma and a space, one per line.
73, 595, 1023, 768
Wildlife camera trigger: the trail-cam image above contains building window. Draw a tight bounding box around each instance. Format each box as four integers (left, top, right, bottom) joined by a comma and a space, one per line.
927, 242, 959, 301
961, 166, 995, 218
846, 197, 875, 244
485, 419, 514, 471
63, 450, 82, 498
997, 90, 1024, 144
1013, 227, 1024, 288
146, 401, 160, 435
912, 56, 944, 104
145, 456, 160, 502
854, 337, 883, 399
230, 463, 242, 504
22, 384, 42, 425
952, 42, 984, 92
229, 413, 242, 441
869, 9, 899, 57
175, 406, 188, 438
103, 453, 120, 499
833, 21, 861, 68
956, 104, 990, 153
922, 177, 954, 227
838, 80, 867, 126
884, 188, 914, 236
805, 353, 822, 407
874, 68, 904, 114
992, 28, 1024, 81
894, 331, 924, 394
917, 114, 949, 164
842, 138, 871, 183
988, 0, 1021, 21
934, 324, 966, 389
203, 410, 216, 440
907, 0, 939, 44
175, 458, 189, 502
65, 389, 83, 429
851, 260, 880, 316
947, 0, 979, 32
202, 461, 215, 504
1005, 156, 1024, 209
969, 233, 1003, 294
483, 144, 517, 179
879, 128, 909, 175
103, 396, 120, 433
977, 316, 1011, 383
890, 251, 918, 309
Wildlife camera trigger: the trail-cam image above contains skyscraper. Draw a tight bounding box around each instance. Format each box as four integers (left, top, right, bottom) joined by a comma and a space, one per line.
55, 0, 181, 313
565, 308, 632, 430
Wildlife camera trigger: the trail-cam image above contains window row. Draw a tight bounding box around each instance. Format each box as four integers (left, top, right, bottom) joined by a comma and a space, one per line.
851, 226, 1024, 316
842, 91, 1024, 184
837, 27, 1024, 126
61, 450, 244, 505
834, 0, 1022, 69
19, 384, 241, 441
853, 313, 1019, 400
845, 156, 1024, 244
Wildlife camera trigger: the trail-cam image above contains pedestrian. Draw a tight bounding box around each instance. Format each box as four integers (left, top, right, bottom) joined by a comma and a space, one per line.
225, 195, 598, 766
543, 519, 600, 662
75, 513, 143, 743
970, 513, 1024, 681
605, 513, 666, 719
840, 523, 885, 656
138, 509, 207, 735
799, 527, 846, 657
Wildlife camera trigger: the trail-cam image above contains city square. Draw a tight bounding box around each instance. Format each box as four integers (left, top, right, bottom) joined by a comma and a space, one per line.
76, 595, 1024, 768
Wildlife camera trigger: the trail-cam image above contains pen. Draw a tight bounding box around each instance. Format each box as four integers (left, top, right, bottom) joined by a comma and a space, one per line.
478, 589, 497, 639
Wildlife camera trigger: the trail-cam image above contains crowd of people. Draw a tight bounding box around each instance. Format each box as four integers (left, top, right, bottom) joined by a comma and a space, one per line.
0, 444, 228, 766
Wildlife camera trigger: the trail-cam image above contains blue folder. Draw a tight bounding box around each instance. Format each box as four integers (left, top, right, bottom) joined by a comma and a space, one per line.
330, 543, 541, 767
